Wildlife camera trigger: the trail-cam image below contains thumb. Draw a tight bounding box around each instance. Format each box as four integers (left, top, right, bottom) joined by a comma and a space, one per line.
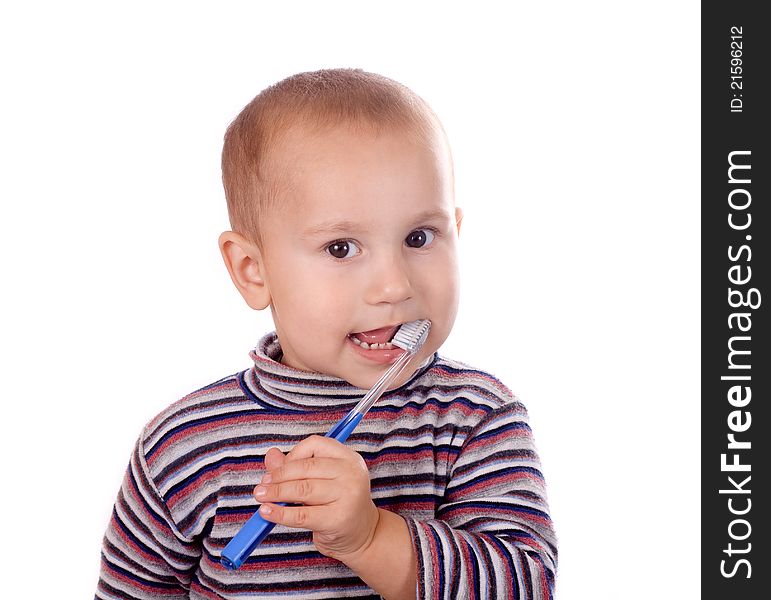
263, 447, 286, 472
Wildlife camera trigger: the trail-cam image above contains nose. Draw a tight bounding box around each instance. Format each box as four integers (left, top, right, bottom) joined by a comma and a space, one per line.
363, 251, 414, 306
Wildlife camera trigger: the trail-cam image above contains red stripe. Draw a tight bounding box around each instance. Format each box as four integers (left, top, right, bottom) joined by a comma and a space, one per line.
366, 447, 433, 467
126, 461, 177, 538
455, 469, 542, 497
426, 524, 442, 595
540, 558, 551, 599
146, 380, 241, 432
432, 365, 512, 398
458, 532, 476, 598
148, 414, 264, 468
482, 533, 515, 597
240, 554, 338, 570
110, 512, 166, 565
445, 505, 552, 532
189, 581, 221, 600
378, 499, 434, 512
167, 460, 259, 509
104, 563, 182, 596
462, 426, 529, 453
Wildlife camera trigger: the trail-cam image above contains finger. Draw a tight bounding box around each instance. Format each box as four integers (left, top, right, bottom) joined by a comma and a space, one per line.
286, 434, 359, 462
258, 502, 330, 531
263, 447, 286, 471
254, 477, 340, 505
284, 435, 369, 476
262, 456, 344, 485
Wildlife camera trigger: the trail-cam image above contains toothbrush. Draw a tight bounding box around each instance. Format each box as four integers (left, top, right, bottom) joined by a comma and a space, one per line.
220, 319, 432, 570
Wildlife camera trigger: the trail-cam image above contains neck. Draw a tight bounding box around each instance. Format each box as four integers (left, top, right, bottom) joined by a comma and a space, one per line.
240, 331, 437, 411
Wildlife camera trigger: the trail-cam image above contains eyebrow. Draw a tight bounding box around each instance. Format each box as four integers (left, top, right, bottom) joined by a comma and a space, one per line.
301, 209, 452, 238
301, 219, 363, 238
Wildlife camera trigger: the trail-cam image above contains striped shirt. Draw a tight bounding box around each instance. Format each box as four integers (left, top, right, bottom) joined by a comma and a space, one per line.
96, 332, 557, 599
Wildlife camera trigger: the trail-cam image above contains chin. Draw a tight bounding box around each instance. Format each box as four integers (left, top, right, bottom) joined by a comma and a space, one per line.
353, 355, 429, 392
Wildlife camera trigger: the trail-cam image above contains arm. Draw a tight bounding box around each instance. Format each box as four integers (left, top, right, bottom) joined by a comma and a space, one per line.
255, 441, 417, 599
404, 402, 558, 599
96, 431, 201, 599
339, 507, 417, 600
257, 400, 556, 599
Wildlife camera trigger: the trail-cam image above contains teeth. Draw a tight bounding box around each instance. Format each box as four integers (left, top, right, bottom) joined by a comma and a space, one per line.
350, 335, 394, 350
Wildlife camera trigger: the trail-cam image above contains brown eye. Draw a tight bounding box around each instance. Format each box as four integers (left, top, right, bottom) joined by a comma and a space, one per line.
405, 229, 435, 248
326, 240, 358, 259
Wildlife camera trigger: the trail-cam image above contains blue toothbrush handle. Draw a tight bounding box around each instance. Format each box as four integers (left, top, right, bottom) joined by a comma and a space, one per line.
220, 506, 285, 570
220, 408, 364, 570
325, 409, 363, 443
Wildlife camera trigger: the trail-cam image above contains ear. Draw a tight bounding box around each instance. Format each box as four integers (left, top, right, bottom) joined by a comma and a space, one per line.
455, 206, 464, 236
218, 231, 272, 310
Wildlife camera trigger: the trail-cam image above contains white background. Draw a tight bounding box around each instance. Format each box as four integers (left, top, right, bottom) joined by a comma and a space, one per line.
0, 1, 700, 597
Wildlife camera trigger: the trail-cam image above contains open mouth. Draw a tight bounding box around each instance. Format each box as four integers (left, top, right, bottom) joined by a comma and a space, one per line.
347, 324, 402, 350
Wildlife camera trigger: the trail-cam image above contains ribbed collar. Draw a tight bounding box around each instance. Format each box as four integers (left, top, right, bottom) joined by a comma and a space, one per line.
241, 331, 438, 412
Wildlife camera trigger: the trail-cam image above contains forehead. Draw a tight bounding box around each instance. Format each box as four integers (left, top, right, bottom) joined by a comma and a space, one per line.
271, 124, 454, 228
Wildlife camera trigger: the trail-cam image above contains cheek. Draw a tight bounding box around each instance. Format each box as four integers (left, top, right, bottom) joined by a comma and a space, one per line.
421, 251, 459, 295
276, 271, 355, 331
416, 266, 459, 318
435, 283, 460, 328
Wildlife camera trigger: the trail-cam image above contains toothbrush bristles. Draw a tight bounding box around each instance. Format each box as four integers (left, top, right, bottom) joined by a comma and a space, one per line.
391, 319, 431, 353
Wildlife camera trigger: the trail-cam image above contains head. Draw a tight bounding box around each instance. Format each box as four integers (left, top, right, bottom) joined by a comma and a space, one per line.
219, 68, 463, 389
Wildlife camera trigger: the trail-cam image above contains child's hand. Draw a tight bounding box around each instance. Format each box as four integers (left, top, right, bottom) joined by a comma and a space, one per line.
254, 435, 380, 563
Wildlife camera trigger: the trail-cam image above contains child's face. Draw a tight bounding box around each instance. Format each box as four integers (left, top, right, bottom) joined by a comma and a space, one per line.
258, 125, 461, 390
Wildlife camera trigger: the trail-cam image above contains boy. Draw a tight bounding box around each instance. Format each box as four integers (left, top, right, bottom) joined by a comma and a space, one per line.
96, 68, 557, 599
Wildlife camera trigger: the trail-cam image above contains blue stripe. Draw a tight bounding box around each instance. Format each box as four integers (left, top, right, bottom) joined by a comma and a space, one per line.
103, 558, 181, 590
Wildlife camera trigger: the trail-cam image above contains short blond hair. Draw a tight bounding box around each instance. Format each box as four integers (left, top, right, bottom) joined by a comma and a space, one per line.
221, 68, 452, 246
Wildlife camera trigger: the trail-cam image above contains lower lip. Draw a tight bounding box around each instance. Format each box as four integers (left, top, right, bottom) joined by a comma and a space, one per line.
347, 336, 407, 364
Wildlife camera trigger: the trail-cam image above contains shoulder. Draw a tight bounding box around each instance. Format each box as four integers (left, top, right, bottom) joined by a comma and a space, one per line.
137, 370, 254, 471
425, 354, 519, 405
143, 371, 247, 434
415, 355, 536, 460
417, 353, 529, 420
